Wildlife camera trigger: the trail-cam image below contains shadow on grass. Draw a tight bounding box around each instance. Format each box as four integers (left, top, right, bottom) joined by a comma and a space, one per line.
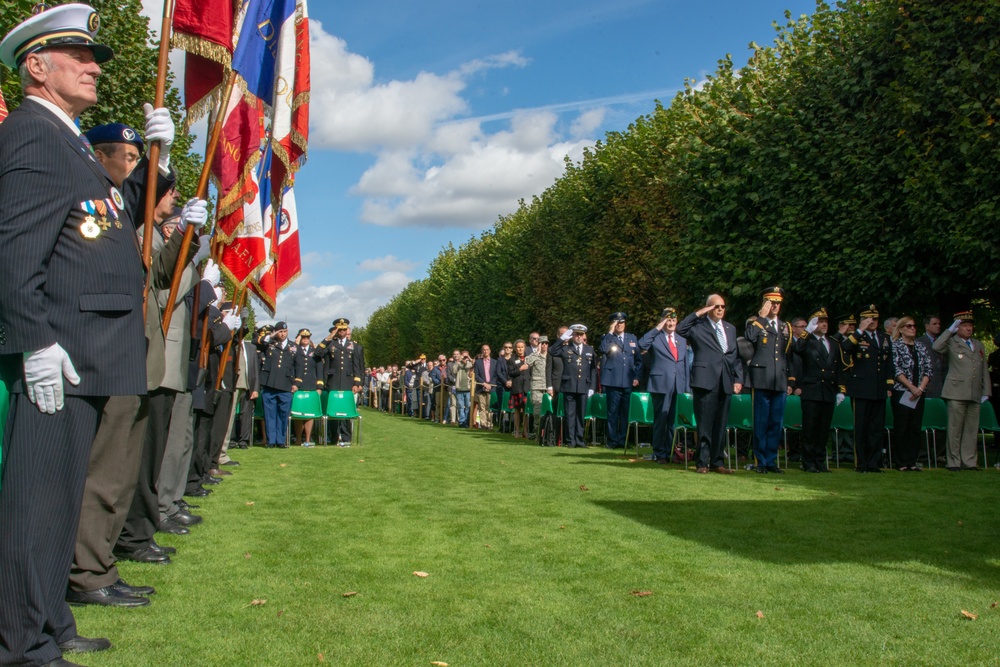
594, 496, 1000, 582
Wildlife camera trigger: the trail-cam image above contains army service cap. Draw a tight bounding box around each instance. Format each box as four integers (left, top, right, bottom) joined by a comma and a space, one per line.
297, 328, 312, 338
537, 335, 549, 343
570, 323, 587, 334
761, 286, 785, 303
859, 304, 879, 319
333, 317, 350, 330
953, 310, 974, 323
837, 313, 856, 325
807, 307, 829, 321
608, 311, 627, 322
1, 3, 113, 68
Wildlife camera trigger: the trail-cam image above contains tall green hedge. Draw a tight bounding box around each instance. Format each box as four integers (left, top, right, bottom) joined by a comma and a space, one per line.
371, 0, 1000, 365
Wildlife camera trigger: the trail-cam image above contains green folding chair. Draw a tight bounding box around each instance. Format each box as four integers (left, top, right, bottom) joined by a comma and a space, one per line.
829, 399, 854, 469
977, 401, 1000, 468
781, 394, 803, 469
672, 392, 696, 469
324, 391, 362, 446
726, 393, 753, 471
883, 397, 895, 468
921, 397, 948, 469
287, 391, 324, 446
625, 392, 654, 458
499, 391, 513, 433
252, 396, 265, 448
585, 392, 607, 445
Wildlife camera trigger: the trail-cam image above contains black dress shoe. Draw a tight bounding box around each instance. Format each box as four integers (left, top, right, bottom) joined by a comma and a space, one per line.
148, 540, 176, 555
66, 585, 149, 608
817, 466, 832, 473
755, 467, 768, 473
114, 545, 171, 564
157, 518, 190, 535
169, 511, 203, 526
177, 500, 199, 510
868, 468, 884, 473
222, 460, 241, 466
802, 466, 820, 473
203, 476, 222, 485
766, 466, 785, 474
44, 658, 86, 666
114, 578, 155, 596
57, 635, 112, 653
184, 487, 211, 497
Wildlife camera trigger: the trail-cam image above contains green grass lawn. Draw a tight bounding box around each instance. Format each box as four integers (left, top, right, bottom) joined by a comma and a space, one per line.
77, 409, 999, 666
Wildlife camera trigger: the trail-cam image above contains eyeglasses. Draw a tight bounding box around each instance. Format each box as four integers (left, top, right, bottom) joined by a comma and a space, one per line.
902, 323, 916, 329
712, 304, 726, 309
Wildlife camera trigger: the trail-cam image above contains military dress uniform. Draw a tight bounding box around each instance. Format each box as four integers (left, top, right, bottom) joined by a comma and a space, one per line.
933, 312, 991, 469
0, 6, 142, 664
744, 287, 794, 472
313, 318, 365, 443
257, 323, 296, 447
549, 325, 598, 448
599, 312, 644, 449
792, 308, 843, 472
840, 305, 894, 472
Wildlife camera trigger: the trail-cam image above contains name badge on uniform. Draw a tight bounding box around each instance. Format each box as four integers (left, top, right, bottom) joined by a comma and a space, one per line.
629, 341, 636, 347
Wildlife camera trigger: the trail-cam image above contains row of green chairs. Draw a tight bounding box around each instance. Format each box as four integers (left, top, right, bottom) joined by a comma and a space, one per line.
241, 391, 362, 447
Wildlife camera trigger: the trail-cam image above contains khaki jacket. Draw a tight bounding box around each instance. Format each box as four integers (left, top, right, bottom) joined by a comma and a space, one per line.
933, 328, 991, 401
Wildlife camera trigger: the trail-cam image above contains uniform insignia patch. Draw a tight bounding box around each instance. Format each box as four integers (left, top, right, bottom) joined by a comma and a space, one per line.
80, 219, 100, 239
110, 187, 124, 210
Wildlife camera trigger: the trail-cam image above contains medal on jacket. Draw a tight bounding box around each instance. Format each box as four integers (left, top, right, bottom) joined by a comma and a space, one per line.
93, 200, 111, 230
80, 216, 100, 239
763, 337, 768, 345
110, 187, 125, 211
105, 198, 122, 229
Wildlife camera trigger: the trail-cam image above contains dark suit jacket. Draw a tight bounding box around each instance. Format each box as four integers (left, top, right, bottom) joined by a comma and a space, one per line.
840, 329, 894, 400
637, 328, 690, 397
314, 337, 365, 390
792, 334, 843, 402
548, 339, 597, 394
473, 357, 498, 392
258, 339, 297, 392
744, 316, 793, 391
0, 99, 146, 396
676, 312, 743, 394
293, 344, 322, 390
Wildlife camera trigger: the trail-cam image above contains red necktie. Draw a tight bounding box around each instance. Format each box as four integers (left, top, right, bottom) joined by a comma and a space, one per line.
667, 334, 678, 360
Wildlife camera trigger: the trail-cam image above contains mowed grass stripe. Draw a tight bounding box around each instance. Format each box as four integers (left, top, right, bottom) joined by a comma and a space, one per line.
77, 408, 999, 666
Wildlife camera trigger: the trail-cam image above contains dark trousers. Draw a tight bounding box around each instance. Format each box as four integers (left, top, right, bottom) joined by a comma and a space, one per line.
262, 386, 291, 445
188, 408, 213, 490
0, 394, 105, 667
693, 382, 730, 469
118, 389, 173, 550
71, 394, 145, 592
801, 398, 834, 469
752, 389, 786, 468
209, 391, 234, 466
234, 389, 253, 446
891, 391, 925, 468
651, 391, 679, 460
563, 391, 586, 447
853, 396, 886, 470
406, 388, 417, 416
604, 386, 630, 448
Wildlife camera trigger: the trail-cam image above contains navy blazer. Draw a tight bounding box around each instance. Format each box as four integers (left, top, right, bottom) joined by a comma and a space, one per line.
676, 312, 744, 394
0, 100, 146, 396
598, 332, 643, 388
637, 328, 690, 397
473, 356, 499, 392
793, 334, 843, 402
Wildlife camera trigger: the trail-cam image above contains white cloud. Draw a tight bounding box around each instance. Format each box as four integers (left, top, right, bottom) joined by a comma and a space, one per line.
570, 108, 607, 139
270, 271, 412, 334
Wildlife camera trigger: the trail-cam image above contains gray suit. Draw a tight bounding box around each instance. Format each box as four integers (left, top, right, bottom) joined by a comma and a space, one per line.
933, 328, 991, 468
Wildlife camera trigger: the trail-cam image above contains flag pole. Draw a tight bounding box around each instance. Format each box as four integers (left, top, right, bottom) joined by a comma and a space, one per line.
161, 70, 239, 337
215, 285, 246, 390
143, 0, 176, 323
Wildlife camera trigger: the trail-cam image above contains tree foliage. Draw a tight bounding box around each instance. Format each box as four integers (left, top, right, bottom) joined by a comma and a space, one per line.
368, 0, 999, 365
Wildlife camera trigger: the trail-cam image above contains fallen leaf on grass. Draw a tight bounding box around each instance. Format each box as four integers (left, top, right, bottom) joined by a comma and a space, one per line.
277, 609, 284, 617
630, 590, 653, 597
774, 487, 784, 491
245, 501, 255, 506
961, 610, 978, 620
756, 610, 765, 619
358, 459, 365, 462
957, 520, 963, 526
559, 525, 566, 530
317, 653, 325, 662
242, 599, 266, 608
243, 552, 252, 559
342, 592, 358, 598
484, 544, 491, 548
413, 571, 430, 578
579, 485, 590, 492
279, 463, 288, 468
431, 662, 449, 666
628, 458, 638, 463
991, 602, 998, 609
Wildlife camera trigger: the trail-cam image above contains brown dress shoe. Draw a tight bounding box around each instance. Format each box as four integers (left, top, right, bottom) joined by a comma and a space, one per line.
711, 466, 734, 474
208, 468, 233, 477
695, 467, 709, 474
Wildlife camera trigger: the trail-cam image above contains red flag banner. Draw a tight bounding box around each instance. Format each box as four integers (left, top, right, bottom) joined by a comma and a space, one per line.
212, 93, 265, 240
0, 87, 8, 124
172, 0, 237, 122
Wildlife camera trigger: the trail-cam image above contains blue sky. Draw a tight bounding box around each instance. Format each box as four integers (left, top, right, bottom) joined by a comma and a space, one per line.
148, 0, 818, 334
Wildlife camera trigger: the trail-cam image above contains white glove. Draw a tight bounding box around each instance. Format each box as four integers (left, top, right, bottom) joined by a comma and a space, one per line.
588, 389, 594, 398
949, 319, 961, 333
202, 259, 221, 287
192, 234, 212, 265
212, 285, 225, 306
560, 329, 574, 342
22, 343, 81, 414
223, 314, 242, 331
982, 395, 990, 404
143, 103, 174, 167
177, 198, 208, 233
806, 317, 819, 334
263, 334, 272, 343
835, 393, 846, 406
